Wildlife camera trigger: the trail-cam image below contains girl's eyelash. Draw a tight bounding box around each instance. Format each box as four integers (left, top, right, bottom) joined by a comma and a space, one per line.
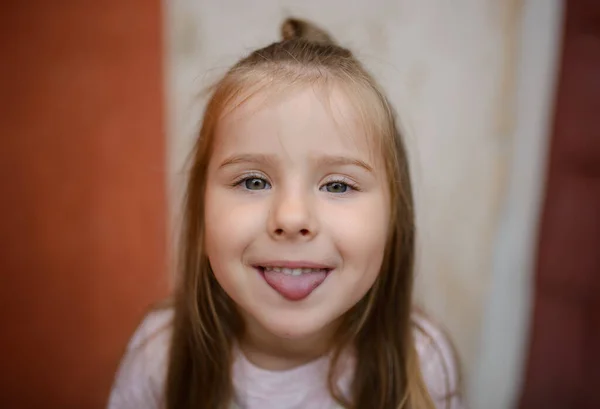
322, 177, 361, 192
230, 173, 268, 187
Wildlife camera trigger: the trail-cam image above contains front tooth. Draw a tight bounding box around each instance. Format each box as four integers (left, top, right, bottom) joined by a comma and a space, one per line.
291, 268, 303, 276
282, 268, 293, 275
273, 267, 281, 273
302, 268, 313, 274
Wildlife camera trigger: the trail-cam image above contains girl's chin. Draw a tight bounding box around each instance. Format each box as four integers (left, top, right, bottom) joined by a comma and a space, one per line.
250, 312, 341, 342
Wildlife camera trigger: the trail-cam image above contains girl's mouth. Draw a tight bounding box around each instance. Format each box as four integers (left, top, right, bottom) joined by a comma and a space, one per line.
254, 265, 333, 301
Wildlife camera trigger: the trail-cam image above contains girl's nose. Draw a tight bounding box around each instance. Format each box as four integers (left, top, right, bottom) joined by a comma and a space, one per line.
267, 189, 318, 241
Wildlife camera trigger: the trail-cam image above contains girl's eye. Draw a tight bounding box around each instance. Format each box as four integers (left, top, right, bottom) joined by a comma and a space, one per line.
243, 177, 271, 190
322, 181, 351, 193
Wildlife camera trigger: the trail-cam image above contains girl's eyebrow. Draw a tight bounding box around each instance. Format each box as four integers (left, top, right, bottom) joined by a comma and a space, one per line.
315, 155, 373, 173
218, 153, 277, 169
218, 153, 373, 173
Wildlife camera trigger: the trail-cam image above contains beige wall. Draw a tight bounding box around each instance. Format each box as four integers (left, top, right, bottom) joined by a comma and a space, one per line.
470, 1, 563, 407
164, 0, 562, 406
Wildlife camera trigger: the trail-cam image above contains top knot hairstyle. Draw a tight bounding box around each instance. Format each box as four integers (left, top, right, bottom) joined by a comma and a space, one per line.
165, 17, 438, 409
281, 18, 337, 45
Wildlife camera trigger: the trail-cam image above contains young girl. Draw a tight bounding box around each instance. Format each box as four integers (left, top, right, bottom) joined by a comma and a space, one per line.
108, 18, 463, 409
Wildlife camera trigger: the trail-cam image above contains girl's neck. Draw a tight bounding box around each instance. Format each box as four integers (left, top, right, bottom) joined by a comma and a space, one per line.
238, 314, 340, 371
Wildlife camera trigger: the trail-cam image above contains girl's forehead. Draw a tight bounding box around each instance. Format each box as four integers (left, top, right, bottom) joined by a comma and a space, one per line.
214, 83, 383, 163
221, 83, 360, 128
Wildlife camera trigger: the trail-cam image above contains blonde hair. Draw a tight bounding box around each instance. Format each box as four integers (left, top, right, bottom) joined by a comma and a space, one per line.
166, 18, 437, 409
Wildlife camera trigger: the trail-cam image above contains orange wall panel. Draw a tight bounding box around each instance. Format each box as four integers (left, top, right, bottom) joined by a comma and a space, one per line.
0, 2, 168, 408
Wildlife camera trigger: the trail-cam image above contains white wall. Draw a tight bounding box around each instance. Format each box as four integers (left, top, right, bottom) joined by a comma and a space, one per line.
163, 0, 563, 406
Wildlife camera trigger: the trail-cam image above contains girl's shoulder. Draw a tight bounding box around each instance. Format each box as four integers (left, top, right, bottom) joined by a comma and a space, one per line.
107, 308, 464, 409
412, 311, 464, 408
106, 307, 174, 409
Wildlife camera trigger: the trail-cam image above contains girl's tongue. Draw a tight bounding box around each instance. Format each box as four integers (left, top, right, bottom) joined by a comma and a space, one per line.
262, 268, 328, 301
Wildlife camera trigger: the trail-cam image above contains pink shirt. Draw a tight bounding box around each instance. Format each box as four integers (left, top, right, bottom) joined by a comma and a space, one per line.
107, 308, 464, 409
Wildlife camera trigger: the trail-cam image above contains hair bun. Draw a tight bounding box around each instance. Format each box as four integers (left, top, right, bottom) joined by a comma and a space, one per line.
281, 18, 336, 45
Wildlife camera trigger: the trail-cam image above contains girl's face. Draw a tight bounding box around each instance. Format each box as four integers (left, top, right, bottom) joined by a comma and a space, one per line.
204, 85, 390, 342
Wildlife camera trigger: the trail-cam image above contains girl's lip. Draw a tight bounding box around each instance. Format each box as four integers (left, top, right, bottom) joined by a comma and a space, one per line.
252, 260, 334, 270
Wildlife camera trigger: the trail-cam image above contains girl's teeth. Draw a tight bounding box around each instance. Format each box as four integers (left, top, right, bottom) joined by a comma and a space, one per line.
263, 267, 327, 275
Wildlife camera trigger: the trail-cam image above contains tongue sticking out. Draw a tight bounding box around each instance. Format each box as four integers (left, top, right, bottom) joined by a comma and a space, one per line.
262, 269, 328, 301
